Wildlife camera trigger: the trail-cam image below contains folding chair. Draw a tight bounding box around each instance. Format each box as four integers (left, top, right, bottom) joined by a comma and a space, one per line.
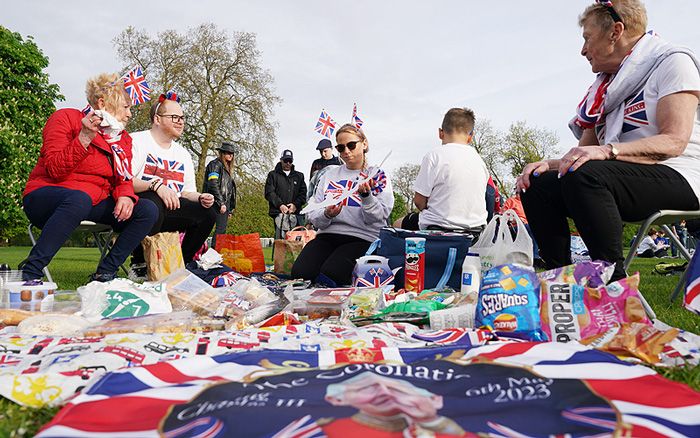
25, 220, 126, 282
624, 209, 700, 317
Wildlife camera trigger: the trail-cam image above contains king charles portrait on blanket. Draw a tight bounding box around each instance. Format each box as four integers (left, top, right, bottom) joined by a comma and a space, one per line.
517, 0, 700, 282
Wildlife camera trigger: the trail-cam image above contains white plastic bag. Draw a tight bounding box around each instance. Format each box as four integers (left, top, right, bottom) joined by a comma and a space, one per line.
471, 209, 533, 271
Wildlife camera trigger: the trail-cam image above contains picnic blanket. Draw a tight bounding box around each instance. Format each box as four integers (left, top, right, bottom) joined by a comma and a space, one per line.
0, 323, 493, 408
36, 342, 700, 437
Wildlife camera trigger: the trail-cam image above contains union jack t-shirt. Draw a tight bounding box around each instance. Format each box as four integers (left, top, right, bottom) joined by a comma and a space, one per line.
130, 130, 197, 195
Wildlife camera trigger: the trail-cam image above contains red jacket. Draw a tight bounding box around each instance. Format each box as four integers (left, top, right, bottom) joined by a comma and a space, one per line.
23, 108, 137, 205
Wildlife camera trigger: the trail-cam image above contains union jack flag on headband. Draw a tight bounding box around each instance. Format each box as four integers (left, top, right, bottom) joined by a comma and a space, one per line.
352, 103, 364, 129
122, 66, 151, 105
314, 109, 337, 139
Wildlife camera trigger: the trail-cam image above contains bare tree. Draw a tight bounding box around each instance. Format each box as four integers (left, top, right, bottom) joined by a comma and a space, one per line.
472, 118, 509, 195
391, 163, 420, 213
114, 24, 281, 187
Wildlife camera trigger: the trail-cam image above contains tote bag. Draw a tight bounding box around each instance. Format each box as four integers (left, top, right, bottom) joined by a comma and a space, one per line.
372, 227, 473, 290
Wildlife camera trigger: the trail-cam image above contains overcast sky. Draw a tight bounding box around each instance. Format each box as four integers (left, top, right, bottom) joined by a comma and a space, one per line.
5, 0, 700, 180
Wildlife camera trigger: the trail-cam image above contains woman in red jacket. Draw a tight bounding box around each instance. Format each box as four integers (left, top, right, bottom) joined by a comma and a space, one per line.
22, 73, 158, 282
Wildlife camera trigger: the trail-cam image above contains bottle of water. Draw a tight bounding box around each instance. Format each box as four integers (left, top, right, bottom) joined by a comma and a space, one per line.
461, 253, 481, 296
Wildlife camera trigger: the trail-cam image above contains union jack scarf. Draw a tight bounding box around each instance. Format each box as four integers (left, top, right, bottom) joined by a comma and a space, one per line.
94, 109, 133, 181
569, 31, 700, 145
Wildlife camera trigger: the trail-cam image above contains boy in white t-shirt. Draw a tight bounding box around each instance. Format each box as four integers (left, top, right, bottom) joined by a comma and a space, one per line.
394, 107, 489, 232
128, 93, 216, 280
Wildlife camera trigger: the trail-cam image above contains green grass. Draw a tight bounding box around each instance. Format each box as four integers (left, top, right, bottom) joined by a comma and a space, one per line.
0, 247, 698, 435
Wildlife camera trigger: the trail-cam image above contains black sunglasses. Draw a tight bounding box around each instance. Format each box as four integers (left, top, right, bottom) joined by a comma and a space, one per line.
335, 140, 361, 153
282, 158, 293, 164
596, 0, 623, 24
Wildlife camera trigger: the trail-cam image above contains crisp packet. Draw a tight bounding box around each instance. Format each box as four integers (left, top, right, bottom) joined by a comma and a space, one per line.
537, 260, 614, 288
580, 322, 679, 364
540, 273, 649, 343
475, 264, 547, 341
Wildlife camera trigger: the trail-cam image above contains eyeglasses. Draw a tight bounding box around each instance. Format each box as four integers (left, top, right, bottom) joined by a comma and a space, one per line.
158, 114, 186, 123
335, 140, 361, 153
282, 158, 293, 164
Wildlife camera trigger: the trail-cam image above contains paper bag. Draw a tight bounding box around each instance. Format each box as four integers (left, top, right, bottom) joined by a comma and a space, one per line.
142, 232, 185, 281
273, 239, 303, 275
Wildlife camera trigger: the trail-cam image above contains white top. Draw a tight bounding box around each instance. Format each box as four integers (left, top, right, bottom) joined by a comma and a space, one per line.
413, 142, 489, 230
307, 165, 394, 242
619, 53, 700, 200
130, 130, 197, 195
637, 235, 666, 255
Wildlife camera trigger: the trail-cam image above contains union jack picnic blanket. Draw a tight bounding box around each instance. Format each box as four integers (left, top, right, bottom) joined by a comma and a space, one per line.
0, 323, 490, 408
36, 341, 700, 437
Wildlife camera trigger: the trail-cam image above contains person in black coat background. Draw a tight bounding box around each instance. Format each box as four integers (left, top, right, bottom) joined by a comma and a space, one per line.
204, 142, 237, 248
264, 149, 307, 238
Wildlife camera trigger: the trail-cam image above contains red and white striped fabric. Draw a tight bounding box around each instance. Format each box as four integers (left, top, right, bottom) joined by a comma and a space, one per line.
38, 342, 700, 437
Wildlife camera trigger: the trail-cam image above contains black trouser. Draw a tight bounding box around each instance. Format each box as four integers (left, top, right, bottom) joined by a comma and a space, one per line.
638, 248, 667, 258
291, 233, 371, 286
132, 191, 216, 264
521, 161, 698, 281
211, 211, 230, 249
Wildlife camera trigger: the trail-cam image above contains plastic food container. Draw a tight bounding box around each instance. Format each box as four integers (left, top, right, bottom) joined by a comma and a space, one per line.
6, 281, 58, 311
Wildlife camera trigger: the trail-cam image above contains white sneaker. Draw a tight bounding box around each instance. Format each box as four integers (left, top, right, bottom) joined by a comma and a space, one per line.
128, 263, 147, 282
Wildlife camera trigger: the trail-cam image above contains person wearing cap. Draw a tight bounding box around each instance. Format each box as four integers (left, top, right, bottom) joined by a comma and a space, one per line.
308, 138, 343, 201
264, 149, 307, 238
310, 138, 342, 177
204, 142, 237, 248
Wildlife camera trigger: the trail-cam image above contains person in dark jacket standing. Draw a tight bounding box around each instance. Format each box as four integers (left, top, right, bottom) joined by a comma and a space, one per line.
309, 139, 342, 177
264, 149, 307, 238
204, 142, 237, 248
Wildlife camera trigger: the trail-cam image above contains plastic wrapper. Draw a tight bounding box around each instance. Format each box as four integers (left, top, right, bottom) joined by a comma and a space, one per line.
296, 288, 356, 320
225, 300, 285, 331
580, 322, 679, 364
18, 314, 91, 336
540, 273, 649, 343
348, 287, 386, 319
429, 304, 477, 329
230, 278, 277, 308
79, 278, 172, 321
82, 311, 225, 336
164, 269, 224, 316
475, 264, 547, 341
537, 260, 614, 289
40, 291, 82, 314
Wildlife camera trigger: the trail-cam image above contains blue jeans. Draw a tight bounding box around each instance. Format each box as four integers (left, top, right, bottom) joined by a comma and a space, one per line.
22, 186, 158, 280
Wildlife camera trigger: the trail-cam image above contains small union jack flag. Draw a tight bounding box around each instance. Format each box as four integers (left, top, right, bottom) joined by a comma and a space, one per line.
352, 103, 364, 129
314, 109, 336, 139
143, 154, 186, 193
326, 179, 362, 207
359, 169, 388, 196
122, 66, 151, 105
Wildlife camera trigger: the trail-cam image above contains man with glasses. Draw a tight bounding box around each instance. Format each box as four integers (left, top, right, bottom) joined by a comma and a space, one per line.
265, 149, 307, 239
128, 92, 216, 280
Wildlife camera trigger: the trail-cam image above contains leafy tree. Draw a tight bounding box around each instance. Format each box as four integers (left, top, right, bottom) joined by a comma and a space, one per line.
391, 163, 420, 214
114, 23, 281, 189
389, 191, 408, 226
228, 179, 274, 237
0, 26, 62, 240
503, 120, 560, 179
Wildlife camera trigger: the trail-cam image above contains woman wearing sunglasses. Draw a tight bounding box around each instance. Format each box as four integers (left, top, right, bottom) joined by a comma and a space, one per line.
292, 124, 394, 286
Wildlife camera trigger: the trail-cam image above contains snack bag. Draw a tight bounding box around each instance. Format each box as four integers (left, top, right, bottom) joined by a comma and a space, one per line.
538, 260, 614, 289
580, 322, 679, 364
540, 272, 649, 343
475, 264, 546, 341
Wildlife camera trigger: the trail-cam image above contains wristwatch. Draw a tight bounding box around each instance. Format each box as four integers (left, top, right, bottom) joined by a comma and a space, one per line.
607, 143, 619, 160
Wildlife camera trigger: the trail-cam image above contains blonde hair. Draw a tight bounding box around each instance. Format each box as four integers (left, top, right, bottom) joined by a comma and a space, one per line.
579, 0, 647, 36
85, 73, 129, 115
336, 123, 369, 170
